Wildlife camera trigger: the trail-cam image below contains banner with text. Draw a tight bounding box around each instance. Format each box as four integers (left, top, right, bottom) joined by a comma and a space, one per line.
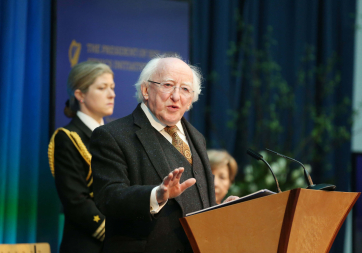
55, 0, 189, 128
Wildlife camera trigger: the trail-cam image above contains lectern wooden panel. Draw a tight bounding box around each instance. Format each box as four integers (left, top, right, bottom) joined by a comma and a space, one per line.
287, 190, 359, 253
180, 189, 360, 253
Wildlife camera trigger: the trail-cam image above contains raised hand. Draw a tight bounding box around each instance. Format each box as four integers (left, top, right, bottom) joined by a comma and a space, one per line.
156, 167, 196, 204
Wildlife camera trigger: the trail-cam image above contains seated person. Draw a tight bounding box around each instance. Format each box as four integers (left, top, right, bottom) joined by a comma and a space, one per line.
207, 149, 238, 204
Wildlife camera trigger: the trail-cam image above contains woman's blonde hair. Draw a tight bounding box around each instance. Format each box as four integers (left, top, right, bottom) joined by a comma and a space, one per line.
207, 149, 238, 183
64, 61, 114, 117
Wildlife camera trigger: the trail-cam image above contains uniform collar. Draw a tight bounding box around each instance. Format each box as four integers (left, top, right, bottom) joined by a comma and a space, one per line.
76, 111, 104, 132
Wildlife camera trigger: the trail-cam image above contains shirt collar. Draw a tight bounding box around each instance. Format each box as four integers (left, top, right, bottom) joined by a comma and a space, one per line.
76, 111, 104, 132
140, 102, 184, 134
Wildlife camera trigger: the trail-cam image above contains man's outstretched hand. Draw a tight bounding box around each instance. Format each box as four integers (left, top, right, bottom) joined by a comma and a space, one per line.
156, 167, 196, 204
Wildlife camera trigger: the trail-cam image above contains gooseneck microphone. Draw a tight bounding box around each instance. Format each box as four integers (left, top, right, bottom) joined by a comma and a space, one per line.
265, 148, 336, 191
246, 148, 282, 193
265, 148, 314, 187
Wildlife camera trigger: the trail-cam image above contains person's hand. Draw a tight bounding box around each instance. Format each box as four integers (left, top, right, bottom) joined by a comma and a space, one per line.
222, 195, 239, 203
156, 167, 196, 204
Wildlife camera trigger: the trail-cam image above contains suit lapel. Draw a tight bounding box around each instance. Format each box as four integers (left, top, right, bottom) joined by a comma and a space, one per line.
133, 104, 185, 210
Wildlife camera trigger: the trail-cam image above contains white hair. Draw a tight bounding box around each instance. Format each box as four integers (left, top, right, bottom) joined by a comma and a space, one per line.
134, 54, 202, 108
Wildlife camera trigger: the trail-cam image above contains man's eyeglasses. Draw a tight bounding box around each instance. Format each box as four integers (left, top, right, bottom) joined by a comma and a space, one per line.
148, 80, 194, 98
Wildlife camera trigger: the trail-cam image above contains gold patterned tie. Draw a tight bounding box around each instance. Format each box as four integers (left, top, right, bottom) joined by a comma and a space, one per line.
164, 126, 192, 165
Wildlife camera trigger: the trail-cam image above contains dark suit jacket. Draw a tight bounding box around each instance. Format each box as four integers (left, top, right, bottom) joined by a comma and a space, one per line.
53, 115, 105, 253
90, 104, 216, 253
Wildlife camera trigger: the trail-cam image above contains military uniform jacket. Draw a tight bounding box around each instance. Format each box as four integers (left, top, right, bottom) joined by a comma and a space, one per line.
90, 104, 216, 253
50, 116, 105, 253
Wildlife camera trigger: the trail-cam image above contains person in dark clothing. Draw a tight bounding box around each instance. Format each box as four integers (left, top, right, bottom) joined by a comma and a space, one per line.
48, 61, 115, 253
90, 55, 238, 253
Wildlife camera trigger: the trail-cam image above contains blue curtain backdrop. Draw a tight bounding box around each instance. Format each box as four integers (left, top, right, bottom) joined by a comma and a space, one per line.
0, 0, 60, 252
191, 0, 356, 252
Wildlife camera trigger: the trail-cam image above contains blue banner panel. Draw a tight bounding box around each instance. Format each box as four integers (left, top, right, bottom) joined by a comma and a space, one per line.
55, 0, 189, 128
353, 153, 362, 253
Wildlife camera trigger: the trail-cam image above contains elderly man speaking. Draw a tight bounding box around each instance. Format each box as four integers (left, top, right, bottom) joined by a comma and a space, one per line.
90, 55, 216, 253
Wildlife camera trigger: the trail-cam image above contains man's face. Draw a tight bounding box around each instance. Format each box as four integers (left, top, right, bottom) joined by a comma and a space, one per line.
142, 58, 194, 126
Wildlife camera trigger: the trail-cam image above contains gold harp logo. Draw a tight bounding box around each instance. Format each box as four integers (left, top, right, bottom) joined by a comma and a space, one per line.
69, 40, 82, 67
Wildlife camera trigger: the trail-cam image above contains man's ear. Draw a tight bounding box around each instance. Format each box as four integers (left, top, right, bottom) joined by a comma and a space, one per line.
74, 89, 84, 103
140, 83, 149, 100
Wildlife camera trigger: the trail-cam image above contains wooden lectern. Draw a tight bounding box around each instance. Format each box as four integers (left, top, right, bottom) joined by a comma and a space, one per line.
180, 188, 360, 253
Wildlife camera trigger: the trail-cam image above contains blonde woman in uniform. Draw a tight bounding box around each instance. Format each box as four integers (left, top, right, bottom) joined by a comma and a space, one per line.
48, 61, 115, 253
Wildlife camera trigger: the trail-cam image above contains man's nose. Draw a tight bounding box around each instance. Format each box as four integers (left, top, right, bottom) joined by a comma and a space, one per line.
171, 87, 180, 100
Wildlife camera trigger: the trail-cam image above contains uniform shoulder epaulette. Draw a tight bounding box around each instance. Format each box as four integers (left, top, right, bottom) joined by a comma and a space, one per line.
48, 128, 92, 183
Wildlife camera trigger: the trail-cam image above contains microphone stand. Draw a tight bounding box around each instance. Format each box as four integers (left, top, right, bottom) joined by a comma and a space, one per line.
247, 148, 282, 193
265, 148, 336, 191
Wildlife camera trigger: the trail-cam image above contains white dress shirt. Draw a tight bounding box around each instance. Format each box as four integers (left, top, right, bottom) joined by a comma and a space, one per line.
140, 103, 190, 146
76, 111, 104, 131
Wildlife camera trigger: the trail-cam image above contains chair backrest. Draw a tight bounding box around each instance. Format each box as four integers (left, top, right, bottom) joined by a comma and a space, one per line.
0, 243, 50, 253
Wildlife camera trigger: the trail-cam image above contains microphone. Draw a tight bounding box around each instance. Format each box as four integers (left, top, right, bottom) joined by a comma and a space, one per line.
265, 148, 336, 191
246, 148, 282, 193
